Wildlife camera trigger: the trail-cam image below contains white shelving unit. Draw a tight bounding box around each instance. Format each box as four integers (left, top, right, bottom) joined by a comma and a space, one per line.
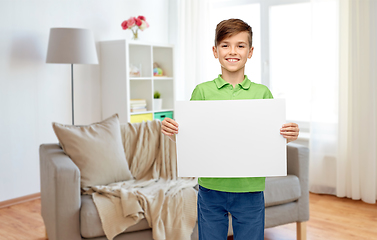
100, 40, 175, 123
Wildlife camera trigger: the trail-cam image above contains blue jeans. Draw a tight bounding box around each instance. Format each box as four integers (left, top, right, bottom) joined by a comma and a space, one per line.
197, 185, 265, 240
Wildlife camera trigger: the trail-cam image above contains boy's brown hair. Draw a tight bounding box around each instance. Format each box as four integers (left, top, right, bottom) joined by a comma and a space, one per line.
215, 18, 253, 48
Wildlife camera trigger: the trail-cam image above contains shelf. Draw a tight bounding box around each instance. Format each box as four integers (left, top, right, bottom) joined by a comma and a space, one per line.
130, 111, 153, 115
130, 109, 174, 115
153, 109, 174, 113
129, 77, 174, 81
130, 77, 152, 80
153, 77, 173, 80
129, 44, 151, 78
100, 40, 174, 124
153, 47, 173, 78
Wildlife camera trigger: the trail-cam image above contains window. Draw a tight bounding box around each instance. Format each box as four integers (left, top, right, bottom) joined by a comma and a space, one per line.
270, 3, 311, 122
209, 0, 313, 125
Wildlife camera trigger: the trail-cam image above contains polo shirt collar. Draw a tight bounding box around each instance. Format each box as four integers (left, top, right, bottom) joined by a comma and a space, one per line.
239, 76, 251, 89
214, 75, 229, 89
214, 74, 252, 90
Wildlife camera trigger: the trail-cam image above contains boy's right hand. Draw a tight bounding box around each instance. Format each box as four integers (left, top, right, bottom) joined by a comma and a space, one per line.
161, 117, 179, 136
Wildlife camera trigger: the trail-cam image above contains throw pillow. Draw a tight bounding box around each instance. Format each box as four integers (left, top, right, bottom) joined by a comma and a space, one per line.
52, 114, 133, 188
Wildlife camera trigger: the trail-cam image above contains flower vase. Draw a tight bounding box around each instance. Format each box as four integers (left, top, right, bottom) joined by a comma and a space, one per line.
132, 29, 138, 40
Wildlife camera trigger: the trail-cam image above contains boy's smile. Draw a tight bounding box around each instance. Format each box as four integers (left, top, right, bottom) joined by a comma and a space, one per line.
213, 31, 254, 77
226, 58, 240, 62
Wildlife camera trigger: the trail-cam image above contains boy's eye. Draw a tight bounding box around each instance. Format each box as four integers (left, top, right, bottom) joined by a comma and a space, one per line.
239, 45, 245, 48
221, 44, 228, 48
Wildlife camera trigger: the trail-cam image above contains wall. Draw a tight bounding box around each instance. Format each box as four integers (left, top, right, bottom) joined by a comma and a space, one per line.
0, 0, 169, 202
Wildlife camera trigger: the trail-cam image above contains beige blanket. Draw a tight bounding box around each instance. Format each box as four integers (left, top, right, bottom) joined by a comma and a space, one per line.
83, 120, 197, 240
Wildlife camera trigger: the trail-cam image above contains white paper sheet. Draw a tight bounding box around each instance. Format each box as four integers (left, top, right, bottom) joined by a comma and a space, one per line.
175, 99, 286, 177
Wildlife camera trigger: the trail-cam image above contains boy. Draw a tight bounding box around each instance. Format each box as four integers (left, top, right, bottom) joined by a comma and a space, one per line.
161, 19, 299, 240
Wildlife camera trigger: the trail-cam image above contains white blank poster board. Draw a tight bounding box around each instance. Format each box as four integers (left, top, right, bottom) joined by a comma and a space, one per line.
175, 99, 286, 177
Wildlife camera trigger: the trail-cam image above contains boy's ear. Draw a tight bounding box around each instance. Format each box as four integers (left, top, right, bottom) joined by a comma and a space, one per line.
212, 46, 218, 59
248, 46, 254, 59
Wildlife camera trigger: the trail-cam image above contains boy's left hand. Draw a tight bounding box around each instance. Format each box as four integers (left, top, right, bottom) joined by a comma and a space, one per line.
280, 123, 299, 143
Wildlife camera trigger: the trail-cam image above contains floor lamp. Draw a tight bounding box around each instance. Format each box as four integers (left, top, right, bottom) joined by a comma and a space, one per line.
46, 28, 98, 125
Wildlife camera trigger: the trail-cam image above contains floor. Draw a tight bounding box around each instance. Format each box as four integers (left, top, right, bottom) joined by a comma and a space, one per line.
0, 193, 376, 240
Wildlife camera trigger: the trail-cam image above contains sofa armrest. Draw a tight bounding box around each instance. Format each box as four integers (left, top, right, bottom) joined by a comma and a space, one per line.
287, 143, 309, 222
39, 144, 82, 240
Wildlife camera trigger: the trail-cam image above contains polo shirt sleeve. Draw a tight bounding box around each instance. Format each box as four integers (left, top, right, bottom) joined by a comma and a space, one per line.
190, 85, 204, 101
263, 87, 274, 99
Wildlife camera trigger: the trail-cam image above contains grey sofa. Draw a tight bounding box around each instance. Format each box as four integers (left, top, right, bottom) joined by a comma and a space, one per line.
40, 137, 309, 240
265, 142, 309, 239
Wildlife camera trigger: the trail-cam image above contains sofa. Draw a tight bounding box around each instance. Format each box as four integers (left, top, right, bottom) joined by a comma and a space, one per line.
40, 118, 309, 240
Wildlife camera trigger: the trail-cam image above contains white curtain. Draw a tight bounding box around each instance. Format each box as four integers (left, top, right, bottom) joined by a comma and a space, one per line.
169, 0, 212, 101
337, 0, 377, 203
309, 0, 339, 195
309, 0, 377, 204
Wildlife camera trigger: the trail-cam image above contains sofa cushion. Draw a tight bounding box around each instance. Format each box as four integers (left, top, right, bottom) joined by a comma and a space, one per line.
52, 114, 133, 188
80, 195, 151, 238
264, 175, 301, 207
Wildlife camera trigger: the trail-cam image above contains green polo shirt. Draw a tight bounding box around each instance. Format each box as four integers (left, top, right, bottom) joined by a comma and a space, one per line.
190, 74, 273, 193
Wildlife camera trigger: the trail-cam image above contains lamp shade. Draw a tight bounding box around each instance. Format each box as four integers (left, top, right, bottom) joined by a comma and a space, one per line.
46, 28, 98, 64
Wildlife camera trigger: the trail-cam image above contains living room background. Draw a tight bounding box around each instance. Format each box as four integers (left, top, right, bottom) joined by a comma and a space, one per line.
1, 0, 375, 204
0, 0, 170, 202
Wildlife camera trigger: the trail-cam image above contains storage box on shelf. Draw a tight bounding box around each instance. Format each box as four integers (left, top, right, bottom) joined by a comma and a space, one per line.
100, 40, 175, 123
154, 111, 174, 122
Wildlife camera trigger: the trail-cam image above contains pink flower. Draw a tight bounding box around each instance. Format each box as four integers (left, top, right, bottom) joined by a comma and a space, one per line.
135, 18, 142, 27
121, 20, 128, 30
121, 16, 149, 32
139, 20, 149, 31
127, 17, 135, 28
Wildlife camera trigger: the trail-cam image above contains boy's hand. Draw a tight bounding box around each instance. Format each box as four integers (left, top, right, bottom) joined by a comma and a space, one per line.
280, 123, 299, 143
161, 117, 179, 136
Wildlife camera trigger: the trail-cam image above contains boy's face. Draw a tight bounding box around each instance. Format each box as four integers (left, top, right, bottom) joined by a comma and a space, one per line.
213, 31, 254, 75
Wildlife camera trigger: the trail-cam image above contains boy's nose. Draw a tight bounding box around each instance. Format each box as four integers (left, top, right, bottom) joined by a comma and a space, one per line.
229, 47, 237, 54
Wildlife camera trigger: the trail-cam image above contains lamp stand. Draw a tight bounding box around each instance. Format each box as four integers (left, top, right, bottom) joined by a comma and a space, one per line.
46, 28, 98, 125
71, 64, 74, 125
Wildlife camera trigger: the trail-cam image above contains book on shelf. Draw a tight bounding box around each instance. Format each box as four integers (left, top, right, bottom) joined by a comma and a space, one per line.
131, 108, 147, 113
130, 99, 147, 110
131, 105, 147, 110
131, 103, 147, 108
130, 99, 147, 104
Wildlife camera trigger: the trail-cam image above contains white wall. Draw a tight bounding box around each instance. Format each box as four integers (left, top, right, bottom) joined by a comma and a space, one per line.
0, 0, 170, 202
